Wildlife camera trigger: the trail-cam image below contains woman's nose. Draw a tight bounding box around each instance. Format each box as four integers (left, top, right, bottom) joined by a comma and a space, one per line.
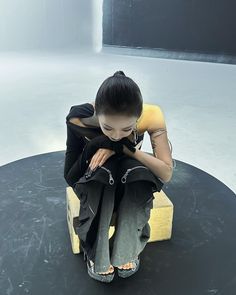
111, 133, 122, 140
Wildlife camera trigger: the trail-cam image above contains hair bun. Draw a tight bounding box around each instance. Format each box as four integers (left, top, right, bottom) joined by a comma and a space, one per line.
113, 70, 126, 77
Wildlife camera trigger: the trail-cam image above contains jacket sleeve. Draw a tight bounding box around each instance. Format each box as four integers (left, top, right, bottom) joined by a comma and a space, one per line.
64, 122, 125, 188
64, 123, 88, 188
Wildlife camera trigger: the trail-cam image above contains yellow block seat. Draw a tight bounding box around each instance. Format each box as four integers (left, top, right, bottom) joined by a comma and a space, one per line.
66, 186, 174, 254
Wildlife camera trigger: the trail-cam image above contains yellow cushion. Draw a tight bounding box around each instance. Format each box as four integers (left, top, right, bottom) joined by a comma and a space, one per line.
66, 186, 174, 254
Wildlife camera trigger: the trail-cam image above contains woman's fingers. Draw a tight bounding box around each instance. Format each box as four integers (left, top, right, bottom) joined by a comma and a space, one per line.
89, 148, 115, 170
97, 155, 107, 168
89, 150, 106, 170
89, 157, 99, 170
91, 155, 106, 170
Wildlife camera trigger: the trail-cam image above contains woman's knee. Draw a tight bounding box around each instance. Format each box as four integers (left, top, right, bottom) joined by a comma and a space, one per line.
125, 181, 154, 206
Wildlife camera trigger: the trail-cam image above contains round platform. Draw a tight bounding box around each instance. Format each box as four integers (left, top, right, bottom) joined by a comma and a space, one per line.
0, 151, 235, 295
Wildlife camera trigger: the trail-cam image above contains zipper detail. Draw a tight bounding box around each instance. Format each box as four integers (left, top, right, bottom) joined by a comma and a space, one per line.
85, 168, 94, 178
84, 166, 114, 185
88, 204, 95, 215
100, 166, 115, 185
146, 196, 154, 203
121, 166, 149, 183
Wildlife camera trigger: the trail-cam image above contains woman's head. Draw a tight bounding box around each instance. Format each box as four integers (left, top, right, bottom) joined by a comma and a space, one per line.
94, 70, 143, 141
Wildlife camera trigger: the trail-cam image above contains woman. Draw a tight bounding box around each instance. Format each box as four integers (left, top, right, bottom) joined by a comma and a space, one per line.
64, 70, 173, 283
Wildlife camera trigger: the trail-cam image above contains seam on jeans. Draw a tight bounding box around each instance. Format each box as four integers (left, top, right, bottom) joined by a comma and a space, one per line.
88, 204, 95, 215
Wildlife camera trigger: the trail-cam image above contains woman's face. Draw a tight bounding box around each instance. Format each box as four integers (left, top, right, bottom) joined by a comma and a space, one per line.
97, 114, 138, 141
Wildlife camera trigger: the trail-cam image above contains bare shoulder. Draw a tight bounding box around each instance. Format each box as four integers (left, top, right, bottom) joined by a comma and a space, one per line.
68, 101, 96, 127
68, 117, 87, 127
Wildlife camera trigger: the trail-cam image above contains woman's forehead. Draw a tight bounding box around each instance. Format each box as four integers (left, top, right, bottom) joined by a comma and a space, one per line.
98, 114, 137, 126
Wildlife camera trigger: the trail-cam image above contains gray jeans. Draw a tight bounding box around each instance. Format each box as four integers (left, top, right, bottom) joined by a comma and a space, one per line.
73, 154, 164, 273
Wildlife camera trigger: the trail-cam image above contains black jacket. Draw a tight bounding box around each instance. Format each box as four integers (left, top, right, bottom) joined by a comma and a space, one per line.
64, 103, 145, 189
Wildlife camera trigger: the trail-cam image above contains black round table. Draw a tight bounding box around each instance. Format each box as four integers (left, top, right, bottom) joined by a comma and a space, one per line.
0, 151, 235, 295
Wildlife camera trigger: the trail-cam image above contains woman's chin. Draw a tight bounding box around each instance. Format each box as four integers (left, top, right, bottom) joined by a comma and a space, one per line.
109, 138, 121, 142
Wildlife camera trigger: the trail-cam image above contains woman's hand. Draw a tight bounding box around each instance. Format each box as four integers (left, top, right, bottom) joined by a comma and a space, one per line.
89, 148, 115, 170
122, 144, 134, 156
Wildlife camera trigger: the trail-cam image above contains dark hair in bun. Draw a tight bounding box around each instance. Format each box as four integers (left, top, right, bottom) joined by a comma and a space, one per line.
113, 70, 126, 77
95, 70, 143, 118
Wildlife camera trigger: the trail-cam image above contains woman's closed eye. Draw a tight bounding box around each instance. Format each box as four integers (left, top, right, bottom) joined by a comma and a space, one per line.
104, 127, 132, 132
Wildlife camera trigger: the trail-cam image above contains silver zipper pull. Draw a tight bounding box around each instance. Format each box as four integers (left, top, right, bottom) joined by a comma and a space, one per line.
85, 166, 98, 178
100, 166, 115, 185
121, 166, 149, 183
121, 169, 131, 183
85, 167, 94, 178
109, 174, 114, 185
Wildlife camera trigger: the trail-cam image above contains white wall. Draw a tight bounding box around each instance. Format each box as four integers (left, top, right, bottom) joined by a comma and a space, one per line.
0, 0, 97, 51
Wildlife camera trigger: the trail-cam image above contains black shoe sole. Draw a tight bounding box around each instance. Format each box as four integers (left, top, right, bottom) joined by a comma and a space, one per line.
117, 256, 140, 278
84, 252, 115, 283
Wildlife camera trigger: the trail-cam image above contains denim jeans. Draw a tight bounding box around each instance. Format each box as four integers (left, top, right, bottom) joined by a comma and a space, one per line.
73, 154, 163, 273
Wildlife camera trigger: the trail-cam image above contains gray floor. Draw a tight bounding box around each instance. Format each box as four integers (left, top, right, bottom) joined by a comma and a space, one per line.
0, 47, 235, 194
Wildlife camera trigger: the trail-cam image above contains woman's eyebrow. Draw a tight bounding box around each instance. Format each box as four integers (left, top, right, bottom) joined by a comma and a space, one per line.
103, 123, 133, 129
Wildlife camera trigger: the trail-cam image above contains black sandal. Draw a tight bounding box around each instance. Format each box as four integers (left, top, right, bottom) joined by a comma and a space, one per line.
84, 252, 115, 283
117, 255, 140, 278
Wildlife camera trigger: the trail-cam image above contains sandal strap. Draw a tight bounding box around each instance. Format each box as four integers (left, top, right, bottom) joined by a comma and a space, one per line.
88, 260, 114, 275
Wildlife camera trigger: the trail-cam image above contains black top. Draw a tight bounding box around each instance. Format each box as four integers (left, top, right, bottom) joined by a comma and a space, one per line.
66, 103, 104, 141
64, 103, 144, 188
66, 103, 144, 144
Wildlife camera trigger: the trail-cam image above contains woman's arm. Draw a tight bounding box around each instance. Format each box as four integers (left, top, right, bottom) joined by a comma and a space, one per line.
123, 129, 173, 183
64, 123, 124, 188
64, 124, 87, 188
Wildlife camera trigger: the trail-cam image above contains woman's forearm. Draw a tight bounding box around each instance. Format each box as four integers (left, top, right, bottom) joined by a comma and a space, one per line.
123, 146, 173, 183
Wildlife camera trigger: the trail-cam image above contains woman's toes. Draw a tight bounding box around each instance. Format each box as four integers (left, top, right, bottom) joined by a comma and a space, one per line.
118, 257, 139, 269
118, 262, 134, 269
89, 260, 114, 274
127, 262, 133, 269
98, 265, 114, 274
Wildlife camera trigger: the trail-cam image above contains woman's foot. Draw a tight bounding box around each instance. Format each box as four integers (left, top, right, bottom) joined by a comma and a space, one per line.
86, 258, 115, 283
89, 260, 114, 274
117, 257, 138, 270
117, 256, 140, 278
